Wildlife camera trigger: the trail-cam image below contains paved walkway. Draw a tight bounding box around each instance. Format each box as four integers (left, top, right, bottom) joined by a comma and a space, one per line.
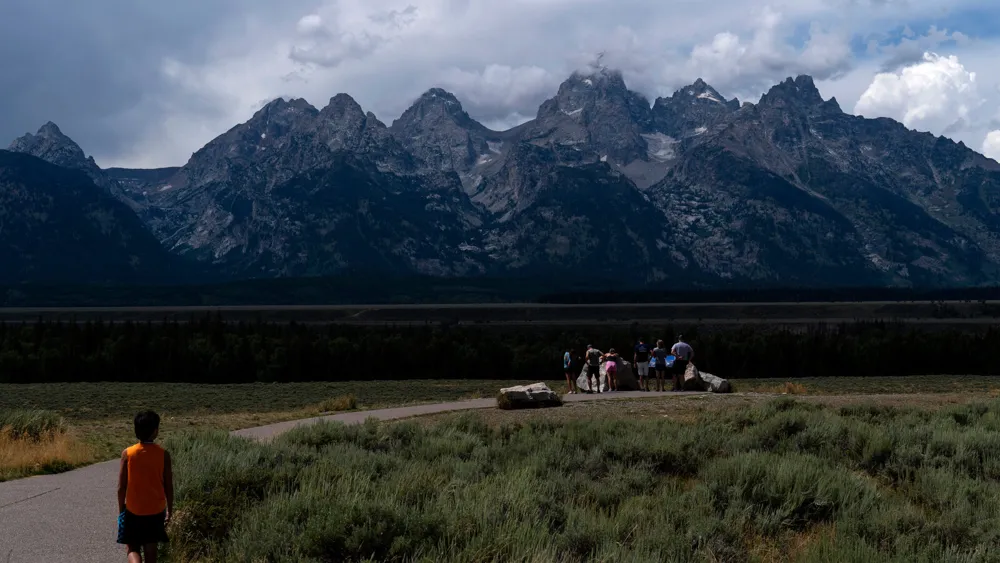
0, 390, 699, 562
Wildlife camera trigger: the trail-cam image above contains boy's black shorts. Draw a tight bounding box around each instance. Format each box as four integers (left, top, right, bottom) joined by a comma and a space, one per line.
117, 509, 168, 546
587, 365, 600, 377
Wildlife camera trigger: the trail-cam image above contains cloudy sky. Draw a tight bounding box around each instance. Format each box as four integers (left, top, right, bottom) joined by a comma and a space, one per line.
2, 0, 999, 168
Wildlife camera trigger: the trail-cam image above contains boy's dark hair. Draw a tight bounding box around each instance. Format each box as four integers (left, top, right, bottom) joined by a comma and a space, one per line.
134, 411, 160, 441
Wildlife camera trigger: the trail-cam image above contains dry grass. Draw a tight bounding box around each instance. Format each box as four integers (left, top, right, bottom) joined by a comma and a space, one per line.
778, 382, 809, 395
0, 428, 92, 481
314, 394, 358, 413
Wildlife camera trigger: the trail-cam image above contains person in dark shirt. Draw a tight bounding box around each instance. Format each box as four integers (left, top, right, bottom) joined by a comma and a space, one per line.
585, 345, 604, 393
652, 340, 669, 392
634, 338, 651, 391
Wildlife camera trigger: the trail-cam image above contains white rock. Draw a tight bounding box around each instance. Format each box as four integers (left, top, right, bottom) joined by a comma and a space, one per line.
698, 370, 732, 393
576, 358, 637, 391
498, 382, 562, 409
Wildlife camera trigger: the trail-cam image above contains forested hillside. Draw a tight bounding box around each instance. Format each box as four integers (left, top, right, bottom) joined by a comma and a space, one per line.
1, 319, 998, 383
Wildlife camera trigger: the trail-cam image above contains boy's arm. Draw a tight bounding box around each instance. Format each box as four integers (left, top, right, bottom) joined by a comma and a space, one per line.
164, 451, 174, 522
117, 450, 128, 513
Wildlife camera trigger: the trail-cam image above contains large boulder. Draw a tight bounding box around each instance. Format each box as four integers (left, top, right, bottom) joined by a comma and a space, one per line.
614, 359, 639, 391
682, 363, 733, 393
577, 364, 606, 393
498, 383, 563, 409
577, 358, 636, 392
681, 362, 704, 391
699, 371, 732, 393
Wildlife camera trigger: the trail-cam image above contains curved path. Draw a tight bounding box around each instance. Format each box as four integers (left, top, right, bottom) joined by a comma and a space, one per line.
0, 390, 698, 562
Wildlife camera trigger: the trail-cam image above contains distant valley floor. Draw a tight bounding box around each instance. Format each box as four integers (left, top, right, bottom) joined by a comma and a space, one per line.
2, 300, 1000, 324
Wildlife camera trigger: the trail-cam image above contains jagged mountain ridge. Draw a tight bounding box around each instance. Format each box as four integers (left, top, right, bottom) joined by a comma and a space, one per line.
8, 68, 1000, 287
649, 75, 1000, 285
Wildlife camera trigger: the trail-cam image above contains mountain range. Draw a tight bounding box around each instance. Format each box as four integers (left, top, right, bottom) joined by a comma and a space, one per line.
5, 65, 1000, 290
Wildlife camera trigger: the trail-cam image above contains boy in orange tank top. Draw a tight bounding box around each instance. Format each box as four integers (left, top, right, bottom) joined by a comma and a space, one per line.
117, 411, 174, 563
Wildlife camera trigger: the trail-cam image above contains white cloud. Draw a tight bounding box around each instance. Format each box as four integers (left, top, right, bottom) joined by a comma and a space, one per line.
984, 131, 1000, 161
681, 10, 852, 97
20, 0, 995, 167
296, 14, 325, 36
854, 52, 984, 135
870, 25, 971, 71
481, 112, 534, 132
436, 64, 559, 120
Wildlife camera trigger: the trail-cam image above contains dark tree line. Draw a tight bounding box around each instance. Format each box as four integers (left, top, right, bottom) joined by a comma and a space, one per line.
1, 316, 1000, 383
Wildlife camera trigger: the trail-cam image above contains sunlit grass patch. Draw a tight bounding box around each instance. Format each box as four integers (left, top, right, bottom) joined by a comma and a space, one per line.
0, 410, 91, 481
315, 394, 358, 413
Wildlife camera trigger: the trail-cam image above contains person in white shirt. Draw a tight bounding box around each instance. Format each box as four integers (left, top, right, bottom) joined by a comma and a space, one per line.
670, 336, 694, 391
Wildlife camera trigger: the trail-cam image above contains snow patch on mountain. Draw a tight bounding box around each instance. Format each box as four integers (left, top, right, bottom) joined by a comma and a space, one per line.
641, 133, 678, 162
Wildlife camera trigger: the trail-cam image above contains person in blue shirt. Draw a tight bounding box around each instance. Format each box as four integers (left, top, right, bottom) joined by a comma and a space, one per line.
563, 348, 578, 394
645, 351, 657, 392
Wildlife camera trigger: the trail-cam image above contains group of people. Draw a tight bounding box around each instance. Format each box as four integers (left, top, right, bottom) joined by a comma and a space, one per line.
563, 336, 694, 394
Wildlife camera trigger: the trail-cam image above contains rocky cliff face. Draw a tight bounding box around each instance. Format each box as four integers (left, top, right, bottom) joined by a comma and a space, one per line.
137, 95, 482, 276
647, 76, 1000, 286
390, 88, 506, 176
526, 67, 652, 164
9, 70, 1000, 288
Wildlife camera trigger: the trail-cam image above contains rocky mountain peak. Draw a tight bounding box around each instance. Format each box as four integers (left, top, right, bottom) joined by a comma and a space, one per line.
673, 79, 734, 106
37, 121, 67, 138
759, 75, 825, 108
6, 123, 148, 210
651, 79, 739, 139
322, 93, 365, 119
9, 122, 88, 164
317, 94, 371, 138
313, 93, 407, 161
420, 88, 462, 107
568, 66, 627, 90
227, 97, 321, 152
392, 88, 481, 131
251, 97, 319, 126
389, 88, 499, 174
539, 68, 633, 119
520, 67, 653, 167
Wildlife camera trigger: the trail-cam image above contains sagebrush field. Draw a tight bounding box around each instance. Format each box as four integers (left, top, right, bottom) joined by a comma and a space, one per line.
162, 396, 1000, 562
4, 376, 1000, 482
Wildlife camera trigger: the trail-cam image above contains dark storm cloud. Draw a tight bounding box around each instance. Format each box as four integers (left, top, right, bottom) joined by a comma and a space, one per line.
0, 0, 307, 164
